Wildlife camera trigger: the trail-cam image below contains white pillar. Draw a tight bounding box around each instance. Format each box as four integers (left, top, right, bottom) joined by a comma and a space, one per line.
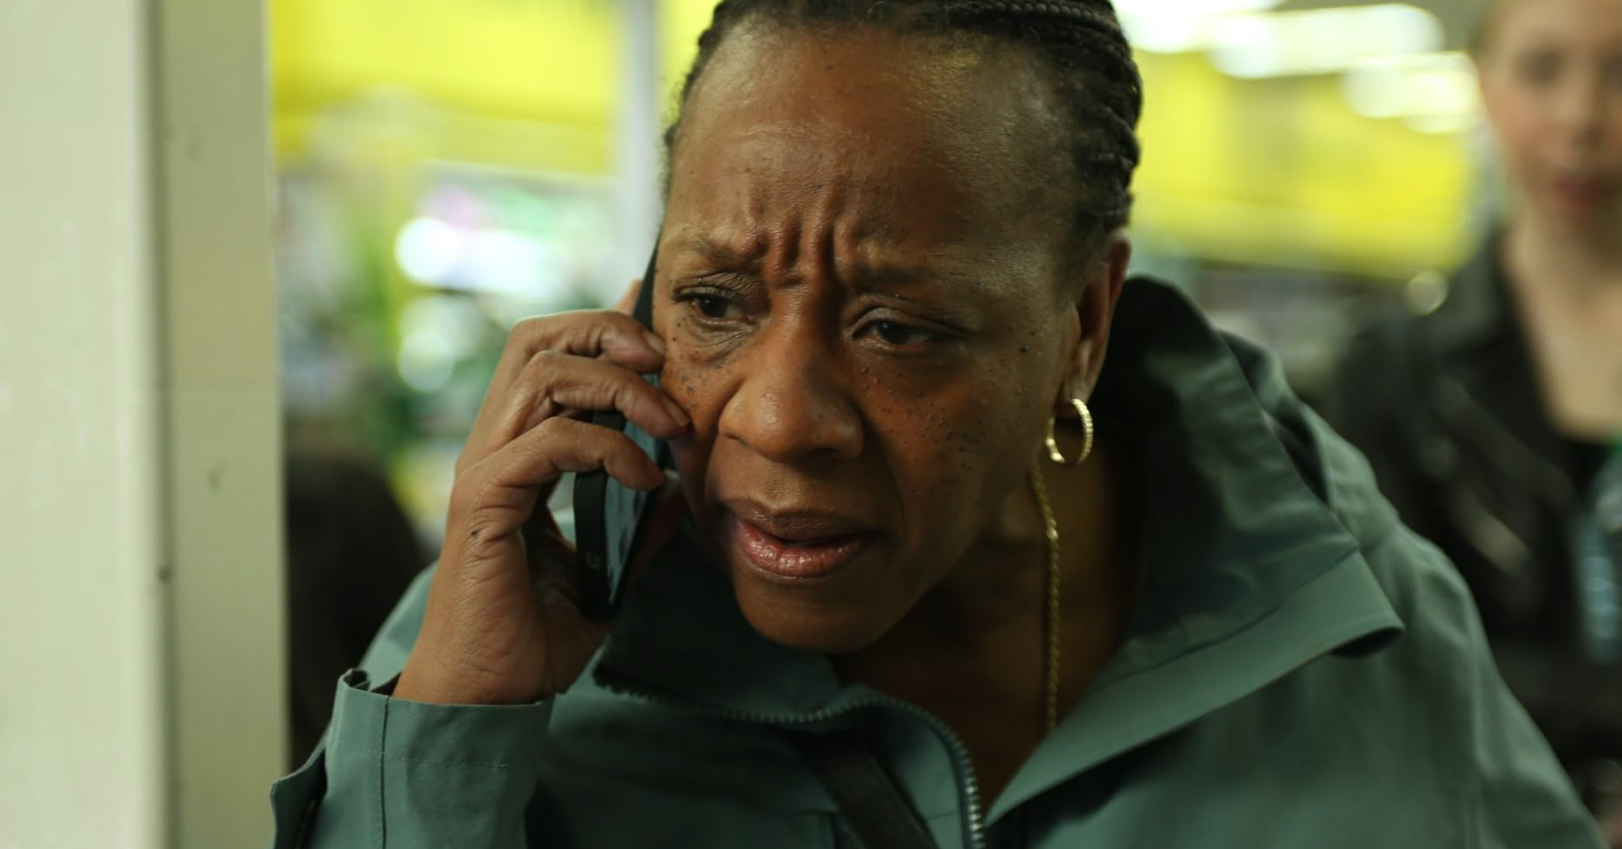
0, 0, 284, 846
610, 0, 665, 299
155, 0, 286, 846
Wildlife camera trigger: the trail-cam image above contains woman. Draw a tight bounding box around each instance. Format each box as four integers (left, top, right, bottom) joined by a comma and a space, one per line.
1328, 0, 1622, 832
270, 1, 1604, 846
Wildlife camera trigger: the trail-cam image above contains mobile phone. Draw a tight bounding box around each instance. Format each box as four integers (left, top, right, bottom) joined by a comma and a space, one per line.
571, 244, 664, 621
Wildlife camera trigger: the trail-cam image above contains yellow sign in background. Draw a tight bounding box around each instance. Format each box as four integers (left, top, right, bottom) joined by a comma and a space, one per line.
271, 0, 1477, 279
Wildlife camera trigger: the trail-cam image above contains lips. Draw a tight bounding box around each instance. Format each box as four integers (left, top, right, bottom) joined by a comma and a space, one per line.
1548, 170, 1615, 210
722, 499, 875, 580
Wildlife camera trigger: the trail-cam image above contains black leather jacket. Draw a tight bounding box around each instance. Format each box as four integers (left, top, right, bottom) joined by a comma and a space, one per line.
1326, 237, 1621, 775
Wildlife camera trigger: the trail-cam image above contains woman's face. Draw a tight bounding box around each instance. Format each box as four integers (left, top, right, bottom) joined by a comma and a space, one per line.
1480, 0, 1622, 224
654, 25, 1108, 653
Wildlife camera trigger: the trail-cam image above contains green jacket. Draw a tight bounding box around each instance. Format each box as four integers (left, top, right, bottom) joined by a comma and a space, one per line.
269, 279, 1605, 848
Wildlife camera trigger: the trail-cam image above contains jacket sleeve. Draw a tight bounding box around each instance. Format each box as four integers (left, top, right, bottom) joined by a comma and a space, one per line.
268, 568, 552, 849
1356, 520, 1603, 848
1386, 531, 1607, 848
1463, 603, 1607, 848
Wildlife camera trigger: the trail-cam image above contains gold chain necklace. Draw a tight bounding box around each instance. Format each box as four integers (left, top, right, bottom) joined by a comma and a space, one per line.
1027, 461, 1061, 735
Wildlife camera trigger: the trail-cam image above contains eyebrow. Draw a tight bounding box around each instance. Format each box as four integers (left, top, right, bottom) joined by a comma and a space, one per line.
848, 259, 950, 296
672, 233, 962, 287
670, 234, 762, 270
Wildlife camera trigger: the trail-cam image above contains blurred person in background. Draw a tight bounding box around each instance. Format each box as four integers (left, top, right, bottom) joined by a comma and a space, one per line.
284, 448, 427, 765
1329, 0, 1622, 838
268, 0, 1605, 846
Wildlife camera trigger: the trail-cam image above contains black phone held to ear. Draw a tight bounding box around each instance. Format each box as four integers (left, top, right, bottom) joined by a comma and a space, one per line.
572, 246, 663, 621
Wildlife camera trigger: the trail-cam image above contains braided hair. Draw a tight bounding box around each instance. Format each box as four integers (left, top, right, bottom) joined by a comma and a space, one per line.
663, 0, 1144, 256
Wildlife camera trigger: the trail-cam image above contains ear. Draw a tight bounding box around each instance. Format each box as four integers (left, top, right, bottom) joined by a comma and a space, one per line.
1057, 229, 1131, 416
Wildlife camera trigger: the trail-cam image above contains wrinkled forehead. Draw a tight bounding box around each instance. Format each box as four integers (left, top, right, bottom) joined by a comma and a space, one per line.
665, 22, 1070, 246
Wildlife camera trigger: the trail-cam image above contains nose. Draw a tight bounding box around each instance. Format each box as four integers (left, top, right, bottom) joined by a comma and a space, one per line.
717, 319, 865, 465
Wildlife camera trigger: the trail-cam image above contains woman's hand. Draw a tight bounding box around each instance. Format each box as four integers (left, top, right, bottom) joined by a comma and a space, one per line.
394, 303, 688, 706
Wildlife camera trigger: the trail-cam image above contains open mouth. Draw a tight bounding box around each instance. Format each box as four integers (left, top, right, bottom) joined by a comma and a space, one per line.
721, 504, 875, 581
774, 531, 862, 548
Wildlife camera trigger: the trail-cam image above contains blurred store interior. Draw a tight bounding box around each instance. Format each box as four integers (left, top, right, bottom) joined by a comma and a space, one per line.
0, 1, 1513, 846
271, 0, 1497, 551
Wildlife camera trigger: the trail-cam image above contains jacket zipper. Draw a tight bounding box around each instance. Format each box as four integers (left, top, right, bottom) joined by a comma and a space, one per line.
597, 673, 987, 849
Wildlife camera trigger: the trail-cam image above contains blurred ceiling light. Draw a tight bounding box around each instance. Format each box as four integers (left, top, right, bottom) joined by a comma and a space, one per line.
1208, 4, 1444, 78
1342, 51, 1480, 132
1404, 269, 1450, 315
397, 330, 456, 393
395, 216, 573, 302
399, 296, 489, 360
396, 216, 461, 284
1116, 0, 1285, 54
456, 230, 563, 297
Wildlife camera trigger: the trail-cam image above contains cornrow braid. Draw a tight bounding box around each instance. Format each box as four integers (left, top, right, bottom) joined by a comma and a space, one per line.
663, 0, 1144, 247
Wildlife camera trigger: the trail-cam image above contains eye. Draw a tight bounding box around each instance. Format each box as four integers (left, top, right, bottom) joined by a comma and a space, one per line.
693, 295, 735, 319
1518, 51, 1561, 85
675, 290, 745, 321
871, 320, 934, 347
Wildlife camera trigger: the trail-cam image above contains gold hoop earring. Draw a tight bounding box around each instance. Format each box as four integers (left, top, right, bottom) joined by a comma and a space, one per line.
1045, 398, 1094, 467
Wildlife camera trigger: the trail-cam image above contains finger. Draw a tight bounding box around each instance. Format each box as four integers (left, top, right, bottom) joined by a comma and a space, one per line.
470, 351, 688, 463
613, 278, 642, 316
507, 310, 665, 380
514, 351, 690, 436
482, 312, 664, 412
463, 311, 666, 473
456, 417, 666, 540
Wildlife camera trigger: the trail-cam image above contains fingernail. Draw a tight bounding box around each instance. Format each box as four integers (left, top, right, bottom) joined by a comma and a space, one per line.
644, 331, 666, 355
664, 398, 690, 428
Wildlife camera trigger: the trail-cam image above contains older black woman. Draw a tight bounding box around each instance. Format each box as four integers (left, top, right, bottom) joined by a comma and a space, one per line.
268, 1, 1605, 846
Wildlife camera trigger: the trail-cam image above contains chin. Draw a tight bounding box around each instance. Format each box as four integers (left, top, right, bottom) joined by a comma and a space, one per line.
731, 575, 900, 654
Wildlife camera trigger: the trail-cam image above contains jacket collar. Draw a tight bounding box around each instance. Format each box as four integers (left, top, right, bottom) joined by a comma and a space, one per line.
1427, 233, 1512, 360
988, 278, 1402, 820
1418, 233, 1577, 502
588, 277, 1403, 816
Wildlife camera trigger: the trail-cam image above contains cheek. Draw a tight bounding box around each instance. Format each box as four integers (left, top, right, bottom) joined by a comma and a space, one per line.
881, 361, 1048, 547
1491, 91, 1549, 165
661, 339, 733, 529
660, 307, 741, 420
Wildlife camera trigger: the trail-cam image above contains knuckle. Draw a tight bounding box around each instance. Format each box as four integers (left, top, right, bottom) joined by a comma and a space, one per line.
592, 310, 639, 342
534, 415, 572, 439
611, 378, 643, 409
447, 471, 490, 517
527, 347, 565, 372
579, 318, 617, 359
502, 384, 543, 423
460, 504, 505, 541
506, 316, 550, 353
512, 315, 551, 337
